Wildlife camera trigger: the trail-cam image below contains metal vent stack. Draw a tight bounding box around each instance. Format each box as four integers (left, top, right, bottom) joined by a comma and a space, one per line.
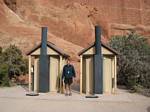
39, 27, 49, 92
93, 26, 103, 94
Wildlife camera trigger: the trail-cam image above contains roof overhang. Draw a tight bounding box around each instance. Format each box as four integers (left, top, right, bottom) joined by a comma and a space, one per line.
78, 42, 119, 56
26, 41, 70, 58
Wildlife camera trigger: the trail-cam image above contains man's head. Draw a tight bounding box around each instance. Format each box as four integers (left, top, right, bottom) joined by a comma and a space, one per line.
67, 58, 71, 65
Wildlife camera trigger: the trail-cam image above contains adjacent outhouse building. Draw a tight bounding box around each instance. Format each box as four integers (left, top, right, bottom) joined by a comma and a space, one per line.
79, 43, 117, 94
78, 43, 118, 95
27, 41, 69, 93
78, 26, 118, 95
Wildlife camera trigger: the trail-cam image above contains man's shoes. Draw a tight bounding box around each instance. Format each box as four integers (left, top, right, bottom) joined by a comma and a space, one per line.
65, 93, 68, 96
65, 93, 72, 96
69, 93, 72, 96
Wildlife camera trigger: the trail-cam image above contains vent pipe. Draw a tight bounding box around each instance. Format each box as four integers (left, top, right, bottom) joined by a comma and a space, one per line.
39, 27, 49, 92
93, 26, 103, 94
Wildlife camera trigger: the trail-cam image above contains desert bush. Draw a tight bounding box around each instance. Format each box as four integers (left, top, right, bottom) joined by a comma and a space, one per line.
109, 32, 150, 89
0, 45, 28, 86
0, 64, 10, 86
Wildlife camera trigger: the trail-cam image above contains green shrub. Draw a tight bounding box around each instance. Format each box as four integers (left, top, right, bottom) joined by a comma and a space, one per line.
0, 47, 2, 54
0, 64, 10, 86
109, 32, 150, 89
0, 45, 28, 87
3, 45, 28, 77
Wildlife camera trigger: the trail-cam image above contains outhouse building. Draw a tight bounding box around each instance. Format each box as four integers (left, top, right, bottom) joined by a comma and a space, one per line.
27, 41, 69, 93
78, 43, 118, 95
78, 26, 118, 95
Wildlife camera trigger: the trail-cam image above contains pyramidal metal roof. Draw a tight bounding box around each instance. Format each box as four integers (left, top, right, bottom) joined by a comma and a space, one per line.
78, 42, 119, 56
27, 41, 69, 58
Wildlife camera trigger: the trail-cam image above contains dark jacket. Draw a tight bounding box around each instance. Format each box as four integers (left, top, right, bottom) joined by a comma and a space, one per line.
62, 64, 76, 79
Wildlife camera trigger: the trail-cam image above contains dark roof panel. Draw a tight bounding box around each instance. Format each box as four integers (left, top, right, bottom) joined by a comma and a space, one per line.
26, 41, 69, 58
78, 42, 119, 56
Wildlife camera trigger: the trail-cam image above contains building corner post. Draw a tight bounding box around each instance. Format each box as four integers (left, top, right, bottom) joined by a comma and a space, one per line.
59, 56, 63, 93
28, 55, 32, 92
114, 56, 117, 93
34, 58, 38, 93
80, 56, 83, 94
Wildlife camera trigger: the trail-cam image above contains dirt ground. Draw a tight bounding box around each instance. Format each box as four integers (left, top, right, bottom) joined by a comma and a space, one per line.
0, 86, 150, 112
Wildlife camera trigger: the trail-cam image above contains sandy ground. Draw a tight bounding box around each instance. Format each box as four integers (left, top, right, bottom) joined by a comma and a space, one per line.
0, 86, 150, 112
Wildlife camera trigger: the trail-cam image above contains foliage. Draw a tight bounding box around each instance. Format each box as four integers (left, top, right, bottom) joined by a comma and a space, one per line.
0, 64, 10, 86
109, 32, 150, 89
0, 45, 28, 86
0, 47, 2, 54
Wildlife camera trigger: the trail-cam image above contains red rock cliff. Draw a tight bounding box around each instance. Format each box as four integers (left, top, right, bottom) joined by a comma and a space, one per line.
1, 0, 150, 48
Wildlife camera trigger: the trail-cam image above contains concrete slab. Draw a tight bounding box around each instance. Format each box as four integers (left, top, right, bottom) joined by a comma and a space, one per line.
0, 86, 149, 112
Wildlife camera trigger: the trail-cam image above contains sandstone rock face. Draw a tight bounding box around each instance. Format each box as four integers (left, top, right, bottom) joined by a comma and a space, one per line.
0, 0, 150, 81
1, 0, 150, 48
3, 0, 17, 11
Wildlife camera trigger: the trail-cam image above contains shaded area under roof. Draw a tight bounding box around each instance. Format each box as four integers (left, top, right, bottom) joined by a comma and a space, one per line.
78, 42, 119, 56
27, 41, 70, 58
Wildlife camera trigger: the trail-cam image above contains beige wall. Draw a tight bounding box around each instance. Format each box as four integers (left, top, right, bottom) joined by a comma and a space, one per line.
87, 56, 93, 94
32, 55, 66, 93
103, 56, 113, 94
31, 47, 58, 56
34, 57, 39, 92
30, 55, 67, 93
28, 45, 69, 93
81, 55, 116, 94
49, 56, 60, 92
82, 56, 93, 95
83, 46, 113, 55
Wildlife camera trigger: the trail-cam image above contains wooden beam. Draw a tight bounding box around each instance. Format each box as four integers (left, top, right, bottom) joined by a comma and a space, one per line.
86, 58, 90, 95
28, 56, 32, 92
59, 56, 63, 93
114, 56, 117, 92
80, 56, 83, 94
34, 57, 38, 93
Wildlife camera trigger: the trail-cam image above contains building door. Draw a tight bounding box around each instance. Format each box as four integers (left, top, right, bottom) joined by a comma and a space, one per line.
83, 56, 93, 95
34, 58, 40, 92
49, 56, 59, 92
103, 56, 112, 94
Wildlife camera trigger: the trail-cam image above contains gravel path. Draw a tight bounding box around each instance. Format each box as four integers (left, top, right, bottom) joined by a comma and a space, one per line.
0, 86, 149, 112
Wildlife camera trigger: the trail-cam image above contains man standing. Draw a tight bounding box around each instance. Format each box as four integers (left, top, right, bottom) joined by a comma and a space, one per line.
62, 59, 76, 96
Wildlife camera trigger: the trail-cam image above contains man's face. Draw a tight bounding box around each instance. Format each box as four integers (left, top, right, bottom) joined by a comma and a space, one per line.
67, 60, 70, 64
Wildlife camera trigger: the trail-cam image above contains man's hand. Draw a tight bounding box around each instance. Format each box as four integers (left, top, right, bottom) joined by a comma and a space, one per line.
73, 78, 76, 83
